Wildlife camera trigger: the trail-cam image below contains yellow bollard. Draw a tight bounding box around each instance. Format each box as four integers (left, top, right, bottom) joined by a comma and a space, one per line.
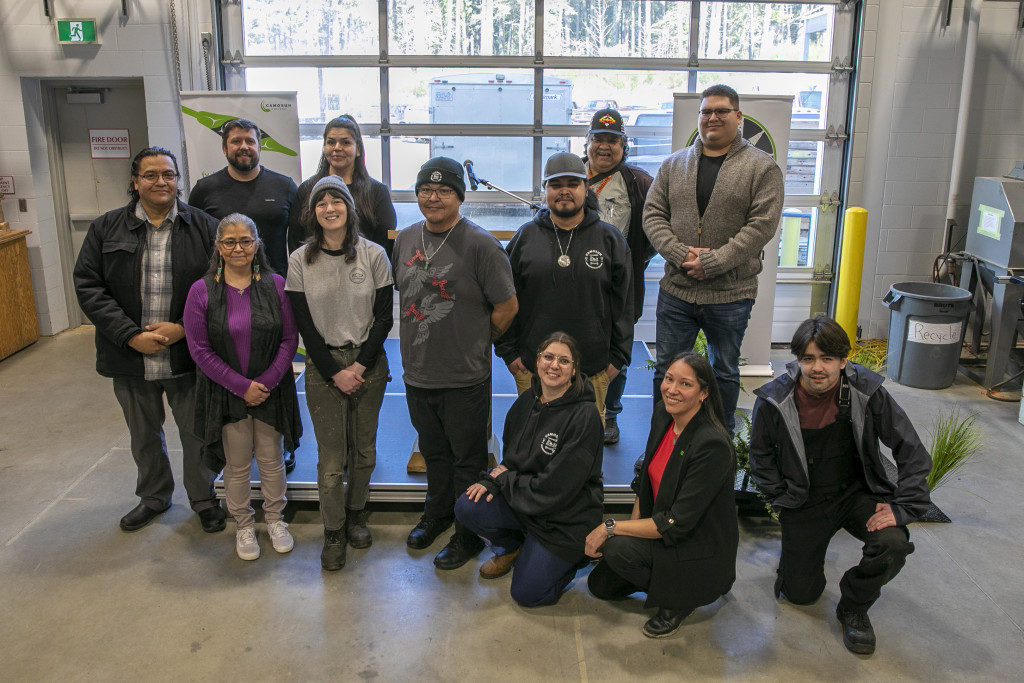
835, 207, 868, 348
780, 214, 802, 267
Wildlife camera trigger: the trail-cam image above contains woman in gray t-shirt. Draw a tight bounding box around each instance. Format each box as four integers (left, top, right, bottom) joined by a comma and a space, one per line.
285, 176, 394, 571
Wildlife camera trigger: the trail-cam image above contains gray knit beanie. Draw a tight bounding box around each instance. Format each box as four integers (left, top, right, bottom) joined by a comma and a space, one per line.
308, 175, 354, 212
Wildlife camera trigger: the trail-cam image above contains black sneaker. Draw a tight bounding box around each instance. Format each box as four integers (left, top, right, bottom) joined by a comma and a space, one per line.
836, 605, 876, 654
321, 528, 347, 571
433, 532, 485, 570
406, 515, 454, 549
603, 417, 620, 445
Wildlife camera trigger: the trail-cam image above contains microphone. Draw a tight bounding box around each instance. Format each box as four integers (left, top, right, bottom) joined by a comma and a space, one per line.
463, 159, 479, 191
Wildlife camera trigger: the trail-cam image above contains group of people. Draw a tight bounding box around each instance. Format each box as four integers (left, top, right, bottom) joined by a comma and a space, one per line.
73, 84, 933, 652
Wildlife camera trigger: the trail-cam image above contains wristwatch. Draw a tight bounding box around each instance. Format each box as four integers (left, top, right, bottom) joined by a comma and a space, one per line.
604, 518, 616, 537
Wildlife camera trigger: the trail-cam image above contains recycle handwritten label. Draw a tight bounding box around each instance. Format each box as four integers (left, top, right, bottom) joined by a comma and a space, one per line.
907, 319, 962, 345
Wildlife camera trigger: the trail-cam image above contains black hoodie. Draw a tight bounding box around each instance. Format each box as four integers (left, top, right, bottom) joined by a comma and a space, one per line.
482, 377, 604, 563
496, 206, 633, 375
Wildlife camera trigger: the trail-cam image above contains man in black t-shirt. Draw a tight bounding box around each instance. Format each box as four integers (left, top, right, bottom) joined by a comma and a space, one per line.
188, 118, 298, 276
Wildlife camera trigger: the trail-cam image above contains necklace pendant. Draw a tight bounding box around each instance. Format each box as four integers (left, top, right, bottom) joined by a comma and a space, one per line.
557, 254, 571, 268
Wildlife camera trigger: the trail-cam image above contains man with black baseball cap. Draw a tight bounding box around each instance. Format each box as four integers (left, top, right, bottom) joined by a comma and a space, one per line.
393, 156, 519, 571
497, 151, 633, 422
584, 109, 655, 445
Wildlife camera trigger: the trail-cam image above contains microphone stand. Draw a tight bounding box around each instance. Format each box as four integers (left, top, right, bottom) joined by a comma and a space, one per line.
464, 163, 544, 212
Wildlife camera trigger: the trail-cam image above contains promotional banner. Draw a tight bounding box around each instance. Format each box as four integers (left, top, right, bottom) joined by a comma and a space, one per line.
671, 93, 793, 368
179, 91, 301, 190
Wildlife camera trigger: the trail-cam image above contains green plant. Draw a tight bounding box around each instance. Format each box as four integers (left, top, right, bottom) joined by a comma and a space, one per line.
926, 407, 982, 491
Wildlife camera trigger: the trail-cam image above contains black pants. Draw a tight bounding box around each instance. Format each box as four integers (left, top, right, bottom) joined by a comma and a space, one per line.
778, 484, 915, 613
405, 380, 490, 534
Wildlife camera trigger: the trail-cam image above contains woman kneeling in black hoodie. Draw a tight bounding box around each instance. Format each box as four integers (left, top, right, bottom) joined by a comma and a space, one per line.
455, 332, 604, 607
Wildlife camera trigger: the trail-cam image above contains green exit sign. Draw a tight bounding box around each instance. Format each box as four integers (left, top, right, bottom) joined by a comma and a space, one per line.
56, 18, 99, 44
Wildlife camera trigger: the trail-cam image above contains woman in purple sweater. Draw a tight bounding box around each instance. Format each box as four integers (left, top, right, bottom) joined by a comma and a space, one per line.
184, 213, 301, 561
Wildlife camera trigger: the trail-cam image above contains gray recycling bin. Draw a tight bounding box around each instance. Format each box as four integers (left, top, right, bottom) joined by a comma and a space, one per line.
882, 282, 972, 389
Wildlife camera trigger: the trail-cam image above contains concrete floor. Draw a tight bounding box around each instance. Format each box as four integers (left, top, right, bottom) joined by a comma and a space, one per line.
2, 327, 1023, 682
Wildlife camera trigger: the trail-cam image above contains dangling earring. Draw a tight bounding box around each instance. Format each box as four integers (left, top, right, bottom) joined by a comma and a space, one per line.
215, 255, 223, 283
253, 263, 260, 281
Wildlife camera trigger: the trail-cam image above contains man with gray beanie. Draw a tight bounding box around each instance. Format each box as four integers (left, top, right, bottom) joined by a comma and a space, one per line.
394, 156, 518, 570
497, 152, 633, 423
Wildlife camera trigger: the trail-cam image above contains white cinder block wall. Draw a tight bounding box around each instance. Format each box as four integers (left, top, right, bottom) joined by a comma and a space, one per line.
0, 1, 211, 335
1, 1, 1022, 339
852, 0, 1024, 339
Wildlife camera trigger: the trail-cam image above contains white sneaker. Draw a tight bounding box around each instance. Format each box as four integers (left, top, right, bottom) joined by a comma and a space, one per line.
267, 520, 294, 553
236, 526, 260, 560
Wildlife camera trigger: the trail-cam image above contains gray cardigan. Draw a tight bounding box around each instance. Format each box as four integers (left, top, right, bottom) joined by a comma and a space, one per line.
642, 134, 784, 305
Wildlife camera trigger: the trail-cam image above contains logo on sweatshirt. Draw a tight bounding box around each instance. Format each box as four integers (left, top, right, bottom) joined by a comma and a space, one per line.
584, 250, 604, 269
350, 267, 366, 284
540, 432, 560, 455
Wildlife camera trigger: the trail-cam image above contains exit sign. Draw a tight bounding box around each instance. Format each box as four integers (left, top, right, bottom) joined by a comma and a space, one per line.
56, 19, 99, 44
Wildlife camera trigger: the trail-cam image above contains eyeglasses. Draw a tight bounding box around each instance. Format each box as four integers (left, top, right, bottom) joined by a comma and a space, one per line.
538, 352, 574, 368
417, 186, 456, 199
218, 237, 257, 250
699, 108, 739, 120
136, 171, 179, 183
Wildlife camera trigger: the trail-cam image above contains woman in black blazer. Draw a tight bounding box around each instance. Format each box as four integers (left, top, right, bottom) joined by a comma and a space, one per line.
585, 351, 739, 638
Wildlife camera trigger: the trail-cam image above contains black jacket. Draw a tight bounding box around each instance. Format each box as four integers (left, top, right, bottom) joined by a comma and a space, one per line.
73, 200, 217, 378
481, 378, 604, 564
620, 164, 655, 321
749, 361, 933, 525
496, 206, 633, 375
633, 404, 738, 611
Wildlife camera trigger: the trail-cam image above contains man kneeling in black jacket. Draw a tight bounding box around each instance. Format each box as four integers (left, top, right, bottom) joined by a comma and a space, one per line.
749, 316, 932, 655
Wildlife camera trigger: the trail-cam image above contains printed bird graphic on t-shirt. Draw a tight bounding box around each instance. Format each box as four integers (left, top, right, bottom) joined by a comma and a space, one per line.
408, 292, 455, 345
402, 262, 453, 298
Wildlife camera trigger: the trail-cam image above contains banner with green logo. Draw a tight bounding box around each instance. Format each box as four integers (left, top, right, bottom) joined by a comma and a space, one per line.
179, 91, 301, 190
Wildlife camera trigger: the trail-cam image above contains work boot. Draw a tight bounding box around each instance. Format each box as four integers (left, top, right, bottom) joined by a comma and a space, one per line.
406, 515, 454, 549
479, 546, 522, 579
603, 416, 620, 445
433, 532, 485, 570
321, 527, 347, 571
642, 608, 692, 638
836, 605, 876, 654
346, 508, 372, 549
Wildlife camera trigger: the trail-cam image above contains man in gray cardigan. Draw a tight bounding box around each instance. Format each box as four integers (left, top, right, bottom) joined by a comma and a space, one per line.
643, 84, 784, 435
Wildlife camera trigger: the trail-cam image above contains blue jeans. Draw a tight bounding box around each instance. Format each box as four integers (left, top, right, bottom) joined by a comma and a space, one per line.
654, 289, 754, 435
455, 492, 579, 607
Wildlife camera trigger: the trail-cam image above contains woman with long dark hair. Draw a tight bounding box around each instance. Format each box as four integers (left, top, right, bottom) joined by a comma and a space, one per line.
288, 115, 397, 258
456, 331, 604, 607
286, 176, 393, 572
184, 213, 301, 561
586, 351, 739, 638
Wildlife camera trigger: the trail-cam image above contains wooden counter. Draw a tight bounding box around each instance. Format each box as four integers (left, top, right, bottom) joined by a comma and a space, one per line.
0, 229, 40, 360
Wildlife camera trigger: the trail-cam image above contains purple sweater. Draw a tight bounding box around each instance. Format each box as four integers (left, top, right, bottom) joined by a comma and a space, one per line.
184, 273, 297, 398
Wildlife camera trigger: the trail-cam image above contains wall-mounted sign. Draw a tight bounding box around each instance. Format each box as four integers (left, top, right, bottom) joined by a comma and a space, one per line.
89, 129, 131, 159
0, 176, 14, 195
56, 18, 99, 45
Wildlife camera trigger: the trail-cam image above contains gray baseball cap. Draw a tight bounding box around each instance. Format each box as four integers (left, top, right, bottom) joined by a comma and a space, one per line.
542, 152, 588, 184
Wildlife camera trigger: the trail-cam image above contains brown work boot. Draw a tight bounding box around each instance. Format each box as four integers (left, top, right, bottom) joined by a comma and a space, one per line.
479, 546, 522, 579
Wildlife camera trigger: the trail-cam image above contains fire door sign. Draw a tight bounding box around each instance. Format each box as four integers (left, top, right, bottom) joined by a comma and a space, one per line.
56, 19, 99, 44
90, 130, 131, 159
